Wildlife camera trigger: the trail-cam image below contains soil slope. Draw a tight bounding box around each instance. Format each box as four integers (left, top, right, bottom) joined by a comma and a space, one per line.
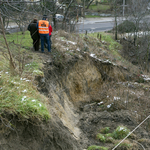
1, 31, 150, 150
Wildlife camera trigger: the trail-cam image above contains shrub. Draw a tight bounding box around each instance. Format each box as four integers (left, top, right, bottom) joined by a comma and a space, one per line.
117, 20, 136, 34
112, 126, 130, 139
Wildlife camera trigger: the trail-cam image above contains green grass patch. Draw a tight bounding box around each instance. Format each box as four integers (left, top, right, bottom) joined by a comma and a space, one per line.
115, 140, 132, 149
100, 127, 110, 134
89, 4, 110, 12
95, 126, 131, 147
0, 31, 32, 49
0, 71, 50, 120
85, 15, 101, 18
87, 145, 109, 150
96, 133, 106, 143
87, 32, 124, 61
118, 142, 131, 149
88, 32, 122, 51
0, 37, 49, 121
112, 126, 130, 139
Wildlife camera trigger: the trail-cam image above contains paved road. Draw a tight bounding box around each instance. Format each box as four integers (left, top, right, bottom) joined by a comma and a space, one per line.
76, 17, 115, 33
6, 17, 119, 34
76, 22, 115, 33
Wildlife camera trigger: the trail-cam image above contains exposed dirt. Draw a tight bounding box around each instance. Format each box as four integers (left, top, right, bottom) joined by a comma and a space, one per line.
36, 48, 150, 149
0, 114, 82, 150
1, 31, 150, 150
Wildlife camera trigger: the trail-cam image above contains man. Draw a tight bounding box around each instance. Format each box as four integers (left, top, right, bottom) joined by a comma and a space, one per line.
27, 19, 40, 51
37, 15, 51, 53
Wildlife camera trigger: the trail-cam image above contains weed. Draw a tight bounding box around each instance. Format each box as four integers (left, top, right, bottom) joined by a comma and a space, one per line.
105, 136, 114, 143
87, 145, 109, 150
96, 133, 106, 142
105, 133, 113, 138
100, 127, 110, 134
115, 140, 132, 149
112, 126, 130, 139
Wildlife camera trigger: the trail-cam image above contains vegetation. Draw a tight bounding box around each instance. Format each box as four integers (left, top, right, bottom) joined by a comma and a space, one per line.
96, 133, 106, 142
0, 31, 32, 49
100, 127, 110, 134
87, 32, 124, 63
116, 141, 132, 149
87, 145, 109, 150
88, 126, 131, 149
88, 32, 122, 51
112, 126, 130, 139
117, 20, 136, 34
0, 72, 50, 120
88, 4, 111, 12
85, 15, 102, 18
0, 31, 50, 121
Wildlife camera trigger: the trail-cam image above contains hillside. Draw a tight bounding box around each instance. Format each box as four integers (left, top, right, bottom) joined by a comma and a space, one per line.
1, 30, 150, 150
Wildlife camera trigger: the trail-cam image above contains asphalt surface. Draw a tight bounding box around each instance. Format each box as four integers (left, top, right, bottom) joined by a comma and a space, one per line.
76, 17, 120, 33
6, 17, 117, 34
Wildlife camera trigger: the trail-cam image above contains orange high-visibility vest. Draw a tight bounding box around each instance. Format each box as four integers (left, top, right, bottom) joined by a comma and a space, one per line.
38, 20, 49, 34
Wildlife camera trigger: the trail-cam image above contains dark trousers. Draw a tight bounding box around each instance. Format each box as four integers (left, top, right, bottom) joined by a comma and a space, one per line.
40, 34, 51, 52
33, 38, 40, 51
49, 35, 52, 49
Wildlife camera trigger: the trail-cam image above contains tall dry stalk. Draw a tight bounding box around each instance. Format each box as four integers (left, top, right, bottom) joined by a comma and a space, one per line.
0, 12, 16, 74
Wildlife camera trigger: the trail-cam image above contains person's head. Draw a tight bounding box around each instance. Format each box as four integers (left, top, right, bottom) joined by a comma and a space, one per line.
33, 18, 37, 23
42, 15, 48, 20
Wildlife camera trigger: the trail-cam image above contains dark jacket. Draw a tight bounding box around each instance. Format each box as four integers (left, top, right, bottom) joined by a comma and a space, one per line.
28, 22, 39, 40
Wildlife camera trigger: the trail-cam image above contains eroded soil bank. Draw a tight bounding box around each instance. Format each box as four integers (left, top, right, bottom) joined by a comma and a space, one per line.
1, 37, 150, 149
37, 52, 150, 149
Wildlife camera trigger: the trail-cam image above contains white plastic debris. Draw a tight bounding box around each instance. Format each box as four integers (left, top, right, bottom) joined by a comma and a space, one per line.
97, 101, 104, 105
21, 96, 27, 102
114, 97, 120, 100
107, 104, 112, 108
22, 89, 27, 93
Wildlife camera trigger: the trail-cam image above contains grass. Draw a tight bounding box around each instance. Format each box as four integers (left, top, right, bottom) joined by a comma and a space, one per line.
96, 133, 106, 142
88, 126, 131, 149
100, 127, 110, 134
112, 126, 130, 139
85, 15, 101, 18
89, 4, 110, 12
88, 32, 122, 51
0, 32, 50, 121
115, 140, 133, 149
0, 31, 32, 49
87, 32, 123, 60
87, 145, 109, 150
0, 63, 50, 121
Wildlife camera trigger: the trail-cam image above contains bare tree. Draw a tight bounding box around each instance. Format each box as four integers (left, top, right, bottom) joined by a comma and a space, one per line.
119, 0, 150, 70
0, 0, 80, 32
86, 0, 94, 9
111, 0, 122, 40
0, 11, 16, 73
